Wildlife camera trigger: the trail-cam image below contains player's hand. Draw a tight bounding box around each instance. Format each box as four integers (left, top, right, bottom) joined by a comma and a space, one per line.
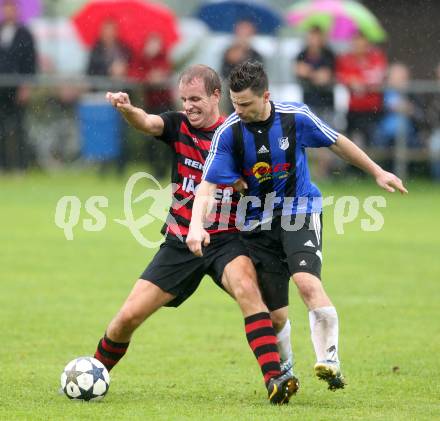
375, 170, 408, 194
186, 225, 210, 257
106, 91, 133, 113
233, 178, 248, 194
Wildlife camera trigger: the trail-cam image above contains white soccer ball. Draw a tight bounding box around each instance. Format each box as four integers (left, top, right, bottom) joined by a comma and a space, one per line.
61, 356, 110, 401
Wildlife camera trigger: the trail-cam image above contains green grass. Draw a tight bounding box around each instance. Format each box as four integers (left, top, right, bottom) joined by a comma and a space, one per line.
1, 170, 440, 420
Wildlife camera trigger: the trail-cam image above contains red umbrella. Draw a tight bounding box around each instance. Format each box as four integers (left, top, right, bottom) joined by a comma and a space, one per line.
72, 0, 179, 54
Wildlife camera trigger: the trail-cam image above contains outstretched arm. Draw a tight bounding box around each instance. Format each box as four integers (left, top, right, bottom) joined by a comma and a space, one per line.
106, 91, 164, 136
186, 180, 218, 256
330, 134, 408, 194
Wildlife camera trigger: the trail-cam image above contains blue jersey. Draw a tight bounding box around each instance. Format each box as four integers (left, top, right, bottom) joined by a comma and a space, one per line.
203, 102, 339, 222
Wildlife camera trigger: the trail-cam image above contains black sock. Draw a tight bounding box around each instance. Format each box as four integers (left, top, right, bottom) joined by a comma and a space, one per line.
245, 312, 281, 385
94, 333, 129, 371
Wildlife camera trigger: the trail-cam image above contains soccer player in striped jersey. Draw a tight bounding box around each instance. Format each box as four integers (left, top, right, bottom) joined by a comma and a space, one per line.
93, 65, 297, 404
187, 61, 408, 391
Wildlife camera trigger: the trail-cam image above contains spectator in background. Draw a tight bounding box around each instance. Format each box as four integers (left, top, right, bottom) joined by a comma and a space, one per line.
427, 63, 440, 181
87, 19, 131, 79
221, 20, 263, 113
336, 31, 387, 148
0, 0, 36, 172
128, 33, 173, 179
221, 42, 251, 81
295, 26, 335, 120
86, 20, 131, 175
221, 20, 263, 79
128, 33, 173, 114
294, 26, 337, 179
373, 63, 423, 151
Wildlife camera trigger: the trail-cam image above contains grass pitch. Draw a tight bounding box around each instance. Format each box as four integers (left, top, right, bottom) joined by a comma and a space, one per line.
1, 171, 439, 420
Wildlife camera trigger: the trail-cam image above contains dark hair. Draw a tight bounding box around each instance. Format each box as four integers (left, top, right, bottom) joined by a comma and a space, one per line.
229, 60, 268, 95
309, 25, 324, 35
178, 64, 222, 96
354, 30, 368, 40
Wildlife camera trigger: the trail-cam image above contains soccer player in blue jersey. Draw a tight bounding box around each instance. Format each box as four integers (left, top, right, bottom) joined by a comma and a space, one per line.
187, 60, 408, 391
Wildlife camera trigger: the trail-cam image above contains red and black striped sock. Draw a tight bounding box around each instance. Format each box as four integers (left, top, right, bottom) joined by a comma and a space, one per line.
94, 333, 130, 371
245, 312, 281, 385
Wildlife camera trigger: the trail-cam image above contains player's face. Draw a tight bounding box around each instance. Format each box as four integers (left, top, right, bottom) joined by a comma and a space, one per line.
230, 88, 270, 123
179, 78, 220, 128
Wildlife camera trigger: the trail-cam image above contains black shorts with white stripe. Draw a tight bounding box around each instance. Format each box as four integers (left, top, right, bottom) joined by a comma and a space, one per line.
241, 212, 323, 284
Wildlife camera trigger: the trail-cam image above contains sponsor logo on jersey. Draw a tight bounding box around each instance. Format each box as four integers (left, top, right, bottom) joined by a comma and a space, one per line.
184, 158, 203, 170
243, 162, 292, 183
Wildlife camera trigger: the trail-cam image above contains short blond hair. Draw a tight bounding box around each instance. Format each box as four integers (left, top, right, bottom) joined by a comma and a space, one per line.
178, 64, 222, 96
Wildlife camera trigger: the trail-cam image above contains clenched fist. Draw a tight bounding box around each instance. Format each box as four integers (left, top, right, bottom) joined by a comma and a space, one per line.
106, 91, 133, 114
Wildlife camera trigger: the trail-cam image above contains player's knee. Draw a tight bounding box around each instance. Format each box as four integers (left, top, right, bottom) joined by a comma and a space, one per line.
298, 282, 319, 302
293, 273, 324, 303
232, 275, 260, 302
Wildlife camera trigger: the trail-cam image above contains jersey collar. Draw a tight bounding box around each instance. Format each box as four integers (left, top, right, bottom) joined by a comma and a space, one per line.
244, 101, 275, 133
200, 115, 226, 132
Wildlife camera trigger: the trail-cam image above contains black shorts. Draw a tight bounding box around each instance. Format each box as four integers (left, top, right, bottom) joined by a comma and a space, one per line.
242, 213, 324, 308
140, 232, 248, 307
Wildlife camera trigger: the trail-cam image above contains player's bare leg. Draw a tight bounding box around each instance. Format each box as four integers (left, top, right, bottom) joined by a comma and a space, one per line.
221, 255, 266, 316
292, 272, 345, 390
222, 256, 298, 403
269, 307, 289, 333
94, 279, 175, 371
222, 257, 295, 369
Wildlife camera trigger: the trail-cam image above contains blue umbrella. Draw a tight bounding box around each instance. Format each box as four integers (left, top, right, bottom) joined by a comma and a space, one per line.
195, 0, 283, 35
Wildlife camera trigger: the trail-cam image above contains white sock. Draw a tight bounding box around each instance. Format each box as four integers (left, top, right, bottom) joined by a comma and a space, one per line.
309, 306, 339, 363
276, 319, 293, 363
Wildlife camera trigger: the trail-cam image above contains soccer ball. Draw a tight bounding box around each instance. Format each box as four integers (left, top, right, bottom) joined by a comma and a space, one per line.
61, 357, 110, 401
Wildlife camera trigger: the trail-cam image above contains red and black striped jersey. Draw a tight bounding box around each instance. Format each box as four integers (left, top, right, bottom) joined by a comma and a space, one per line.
156, 111, 240, 238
